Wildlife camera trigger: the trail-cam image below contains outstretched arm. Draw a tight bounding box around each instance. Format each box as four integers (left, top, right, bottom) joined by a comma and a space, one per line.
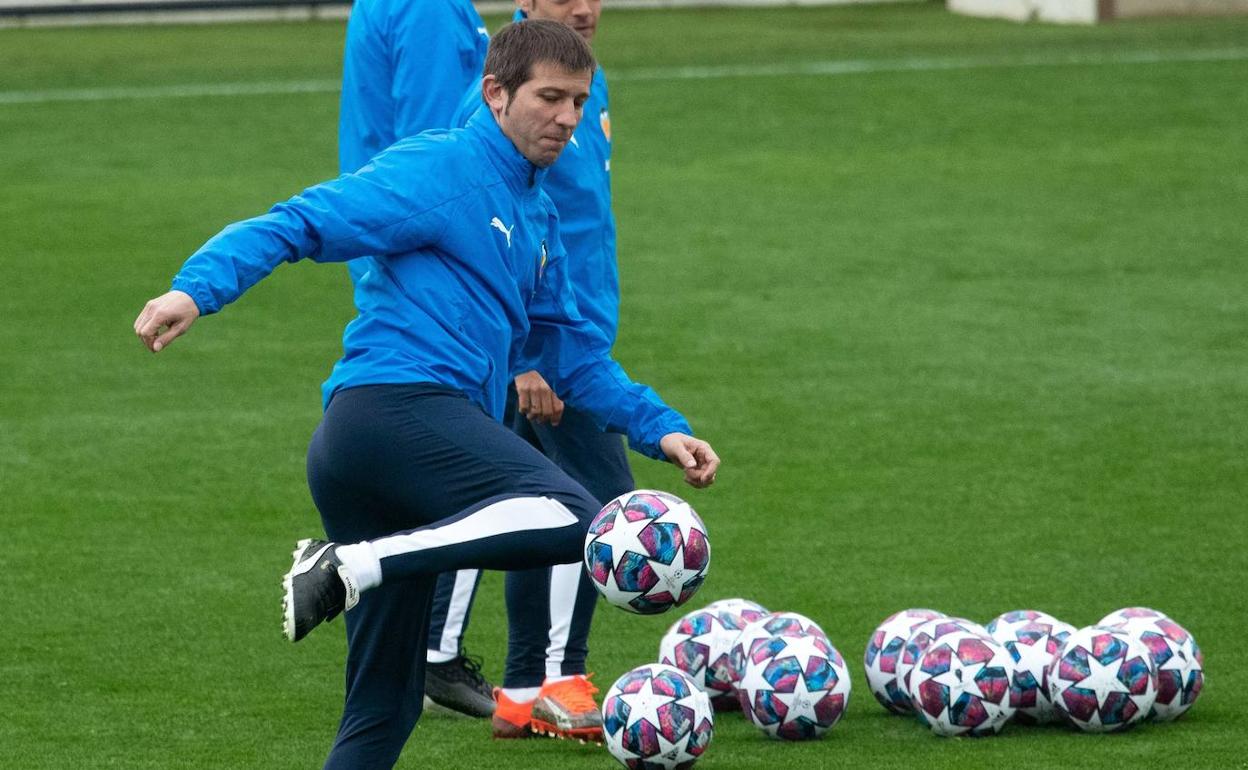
133, 138, 452, 352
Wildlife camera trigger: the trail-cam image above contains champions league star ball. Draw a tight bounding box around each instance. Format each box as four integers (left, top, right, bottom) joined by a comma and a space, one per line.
1047, 625, 1158, 732
1099, 608, 1204, 721
909, 630, 1015, 737
585, 491, 710, 615
986, 610, 1077, 724
895, 617, 989, 707
738, 633, 852, 740
728, 612, 827, 689
602, 663, 714, 770
863, 608, 946, 715
659, 606, 763, 710
708, 594, 763, 611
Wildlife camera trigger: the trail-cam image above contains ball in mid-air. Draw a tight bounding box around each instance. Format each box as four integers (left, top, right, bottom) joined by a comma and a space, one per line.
1047, 625, 1157, 733
909, 630, 1015, 737
986, 610, 1076, 724
584, 490, 710, 615
863, 608, 946, 715
738, 633, 852, 740
1100, 610, 1203, 721
602, 663, 714, 770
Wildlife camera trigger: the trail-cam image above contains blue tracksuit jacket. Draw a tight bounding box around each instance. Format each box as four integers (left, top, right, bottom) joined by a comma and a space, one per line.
337, 0, 488, 175
453, 10, 619, 347
338, 0, 489, 286
169, 108, 690, 460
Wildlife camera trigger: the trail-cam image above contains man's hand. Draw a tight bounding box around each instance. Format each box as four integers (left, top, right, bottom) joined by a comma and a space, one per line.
134, 290, 200, 353
660, 433, 720, 489
515, 370, 564, 426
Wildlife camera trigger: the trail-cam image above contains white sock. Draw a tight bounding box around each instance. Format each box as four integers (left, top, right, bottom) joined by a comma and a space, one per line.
502, 686, 540, 703
544, 675, 576, 684
335, 542, 382, 592
427, 650, 456, 664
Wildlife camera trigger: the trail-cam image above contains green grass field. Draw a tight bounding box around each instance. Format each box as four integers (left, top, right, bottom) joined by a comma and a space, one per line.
2, 2, 1246, 767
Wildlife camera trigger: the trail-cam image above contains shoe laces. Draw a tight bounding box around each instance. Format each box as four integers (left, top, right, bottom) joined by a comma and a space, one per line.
453, 649, 489, 688
548, 673, 600, 714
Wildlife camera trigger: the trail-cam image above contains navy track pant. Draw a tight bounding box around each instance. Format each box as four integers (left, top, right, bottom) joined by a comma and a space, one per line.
305, 383, 601, 769
427, 392, 635, 687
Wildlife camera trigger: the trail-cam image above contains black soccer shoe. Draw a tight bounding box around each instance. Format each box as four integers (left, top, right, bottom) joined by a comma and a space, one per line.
424, 650, 497, 718
282, 538, 358, 642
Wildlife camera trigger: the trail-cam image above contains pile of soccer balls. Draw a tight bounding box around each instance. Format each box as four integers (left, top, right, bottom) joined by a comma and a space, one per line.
598, 597, 852, 769
583, 491, 853, 767
863, 607, 1204, 737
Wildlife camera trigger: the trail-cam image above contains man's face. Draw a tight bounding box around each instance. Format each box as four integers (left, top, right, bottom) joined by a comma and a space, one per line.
484, 62, 592, 168
517, 0, 602, 42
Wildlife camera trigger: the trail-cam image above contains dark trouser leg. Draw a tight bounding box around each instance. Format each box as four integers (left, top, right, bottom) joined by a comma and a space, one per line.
305, 384, 600, 768
503, 399, 636, 687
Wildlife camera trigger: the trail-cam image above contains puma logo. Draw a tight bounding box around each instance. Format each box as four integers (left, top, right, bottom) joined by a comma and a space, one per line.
490, 217, 514, 248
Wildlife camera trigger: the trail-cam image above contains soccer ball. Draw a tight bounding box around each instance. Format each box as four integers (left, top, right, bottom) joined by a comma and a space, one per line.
895, 617, 988, 707
728, 612, 827, 688
986, 610, 1076, 724
909, 630, 1014, 737
738, 633, 851, 740
602, 663, 714, 770
985, 609, 1065, 637
1098, 606, 1166, 626
863, 608, 946, 714
1047, 625, 1158, 732
1099, 609, 1204, 721
584, 490, 710, 615
659, 606, 760, 710
706, 601, 770, 709
704, 597, 768, 614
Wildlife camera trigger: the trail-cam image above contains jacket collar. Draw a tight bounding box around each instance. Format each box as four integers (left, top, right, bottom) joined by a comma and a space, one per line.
467, 105, 548, 198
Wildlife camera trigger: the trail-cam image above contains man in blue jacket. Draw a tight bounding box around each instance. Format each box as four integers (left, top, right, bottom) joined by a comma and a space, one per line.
337, 0, 496, 719
133, 21, 719, 770
432, 0, 628, 743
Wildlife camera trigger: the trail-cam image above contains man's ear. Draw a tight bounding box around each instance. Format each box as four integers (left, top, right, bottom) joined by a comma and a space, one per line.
482, 74, 509, 116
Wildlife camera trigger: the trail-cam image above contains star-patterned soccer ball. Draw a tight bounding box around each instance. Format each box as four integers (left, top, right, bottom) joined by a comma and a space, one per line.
584, 490, 710, 615
659, 606, 763, 710
728, 612, 827, 688
1098, 606, 1167, 626
909, 630, 1015, 737
704, 597, 769, 616
986, 610, 1076, 724
602, 663, 714, 770
863, 608, 946, 715
895, 617, 989, 707
1098, 609, 1204, 721
1047, 625, 1158, 732
738, 633, 851, 740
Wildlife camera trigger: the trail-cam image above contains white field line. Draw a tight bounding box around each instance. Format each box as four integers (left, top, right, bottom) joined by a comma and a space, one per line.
2, 47, 1246, 106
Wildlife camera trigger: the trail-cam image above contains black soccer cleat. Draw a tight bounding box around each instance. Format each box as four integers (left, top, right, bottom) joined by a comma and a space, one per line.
282, 538, 359, 642
424, 650, 497, 718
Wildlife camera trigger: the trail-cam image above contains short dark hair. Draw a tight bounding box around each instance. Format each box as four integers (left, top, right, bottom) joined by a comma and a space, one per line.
484, 19, 596, 96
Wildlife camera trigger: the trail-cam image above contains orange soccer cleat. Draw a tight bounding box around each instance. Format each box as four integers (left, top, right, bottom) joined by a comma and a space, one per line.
530, 674, 604, 744
491, 688, 536, 739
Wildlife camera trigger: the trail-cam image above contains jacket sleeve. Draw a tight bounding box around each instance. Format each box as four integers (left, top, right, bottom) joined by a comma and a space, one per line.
170, 141, 453, 315
521, 219, 692, 461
